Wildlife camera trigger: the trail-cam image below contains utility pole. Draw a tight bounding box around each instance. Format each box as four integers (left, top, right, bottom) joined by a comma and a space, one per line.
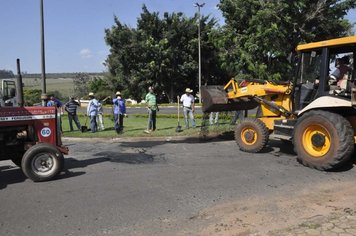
40, 0, 47, 106
194, 2, 205, 104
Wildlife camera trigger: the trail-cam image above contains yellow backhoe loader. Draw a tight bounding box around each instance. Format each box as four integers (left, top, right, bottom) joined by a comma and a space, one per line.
201, 36, 356, 170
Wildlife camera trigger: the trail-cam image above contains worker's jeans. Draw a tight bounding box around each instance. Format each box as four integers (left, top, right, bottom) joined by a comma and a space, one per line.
147, 109, 156, 131
68, 113, 81, 131
114, 113, 124, 133
231, 110, 244, 125
183, 107, 195, 128
90, 115, 97, 133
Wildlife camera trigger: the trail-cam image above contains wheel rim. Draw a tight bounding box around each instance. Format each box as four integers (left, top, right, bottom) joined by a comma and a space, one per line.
241, 127, 257, 145
31, 153, 56, 176
302, 124, 331, 157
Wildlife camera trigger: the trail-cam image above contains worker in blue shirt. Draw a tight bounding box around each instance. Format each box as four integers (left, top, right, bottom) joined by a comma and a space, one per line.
47, 95, 63, 132
87, 92, 99, 133
113, 91, 127, 134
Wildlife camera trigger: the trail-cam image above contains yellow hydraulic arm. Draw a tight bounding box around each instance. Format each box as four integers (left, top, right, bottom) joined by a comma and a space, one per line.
224, 79, 294, 118
201, 78, 293, 117
224, 79, 291, 99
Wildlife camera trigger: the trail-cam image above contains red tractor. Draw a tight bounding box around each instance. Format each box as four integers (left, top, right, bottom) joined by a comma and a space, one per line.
0, 60, 68, 181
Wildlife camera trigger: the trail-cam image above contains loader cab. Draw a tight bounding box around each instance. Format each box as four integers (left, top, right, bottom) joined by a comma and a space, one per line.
293, 49, 322, 111
293, 36, 356, 112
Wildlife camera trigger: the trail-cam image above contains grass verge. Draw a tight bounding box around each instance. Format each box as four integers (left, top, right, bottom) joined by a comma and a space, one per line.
61, 113, 236, 138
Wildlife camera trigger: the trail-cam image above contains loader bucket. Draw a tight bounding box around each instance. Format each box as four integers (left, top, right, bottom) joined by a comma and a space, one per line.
201, 85, 259, 113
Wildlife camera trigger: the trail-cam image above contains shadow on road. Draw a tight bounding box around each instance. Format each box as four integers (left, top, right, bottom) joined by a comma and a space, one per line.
267, 140, 296, 155
119, 131, 237, 148
0, 166, 26, 190
93, 151, 154, 164
64, 150, 155, 169
266, 139, 356, 172
0, 163, 86, 190
0, 150, 155, 189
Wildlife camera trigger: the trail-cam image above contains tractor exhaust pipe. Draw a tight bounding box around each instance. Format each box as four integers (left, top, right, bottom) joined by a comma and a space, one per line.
16, 58, 24, 107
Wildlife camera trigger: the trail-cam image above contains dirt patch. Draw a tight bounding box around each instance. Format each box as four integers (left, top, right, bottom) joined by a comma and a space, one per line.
184, 181, 356, 235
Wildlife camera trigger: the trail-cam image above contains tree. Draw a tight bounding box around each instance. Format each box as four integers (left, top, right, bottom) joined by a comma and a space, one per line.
104, 5, 224, 102
73, 73, 90, 98
88, 75, 113, 100
23, 89, 42, 106
23, 89, 63, 106
47, 90, 64, 102
0, 70, 15, 79
218, 0, 356, 81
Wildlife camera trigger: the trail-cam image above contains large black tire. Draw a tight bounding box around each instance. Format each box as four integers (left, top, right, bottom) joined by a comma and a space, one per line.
21, 143, 64, 182
293, 110, 354, 170
235, 118, 269, 152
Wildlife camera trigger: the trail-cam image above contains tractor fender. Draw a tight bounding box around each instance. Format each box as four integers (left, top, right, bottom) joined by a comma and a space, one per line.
298, 96, 352, 116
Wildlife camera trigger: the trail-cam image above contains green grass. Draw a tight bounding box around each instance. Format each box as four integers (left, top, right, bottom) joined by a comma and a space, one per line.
61, 113, 236, 138
23, 78, 75, 98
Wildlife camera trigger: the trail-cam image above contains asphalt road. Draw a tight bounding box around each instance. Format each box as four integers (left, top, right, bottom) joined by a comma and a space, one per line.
1, 136, 356, 235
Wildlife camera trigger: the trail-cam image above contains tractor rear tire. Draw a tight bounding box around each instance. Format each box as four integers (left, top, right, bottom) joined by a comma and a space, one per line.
293, 110, 354, 170
235, 118, 269, 153
21, 143, 64, 182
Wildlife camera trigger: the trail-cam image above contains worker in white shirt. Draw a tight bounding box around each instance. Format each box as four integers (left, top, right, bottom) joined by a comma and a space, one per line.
180, 88, 196, 129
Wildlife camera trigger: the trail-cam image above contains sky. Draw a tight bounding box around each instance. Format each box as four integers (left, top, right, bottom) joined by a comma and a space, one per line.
0, 1, 355, 74
1, 0, 222, 74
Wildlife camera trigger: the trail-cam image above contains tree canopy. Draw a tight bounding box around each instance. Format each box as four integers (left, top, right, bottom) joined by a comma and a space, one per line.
104, 5, 225, 101
218, 0, 356, 80
0, 70, 15, 79
103, 1, 355, 101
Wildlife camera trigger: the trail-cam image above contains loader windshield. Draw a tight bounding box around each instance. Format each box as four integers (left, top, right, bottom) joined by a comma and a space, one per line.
299, 51, 322, 85
294, 51, 322, 110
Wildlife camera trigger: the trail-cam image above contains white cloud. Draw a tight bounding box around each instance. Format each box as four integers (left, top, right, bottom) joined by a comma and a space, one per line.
80, 48, 93, 59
